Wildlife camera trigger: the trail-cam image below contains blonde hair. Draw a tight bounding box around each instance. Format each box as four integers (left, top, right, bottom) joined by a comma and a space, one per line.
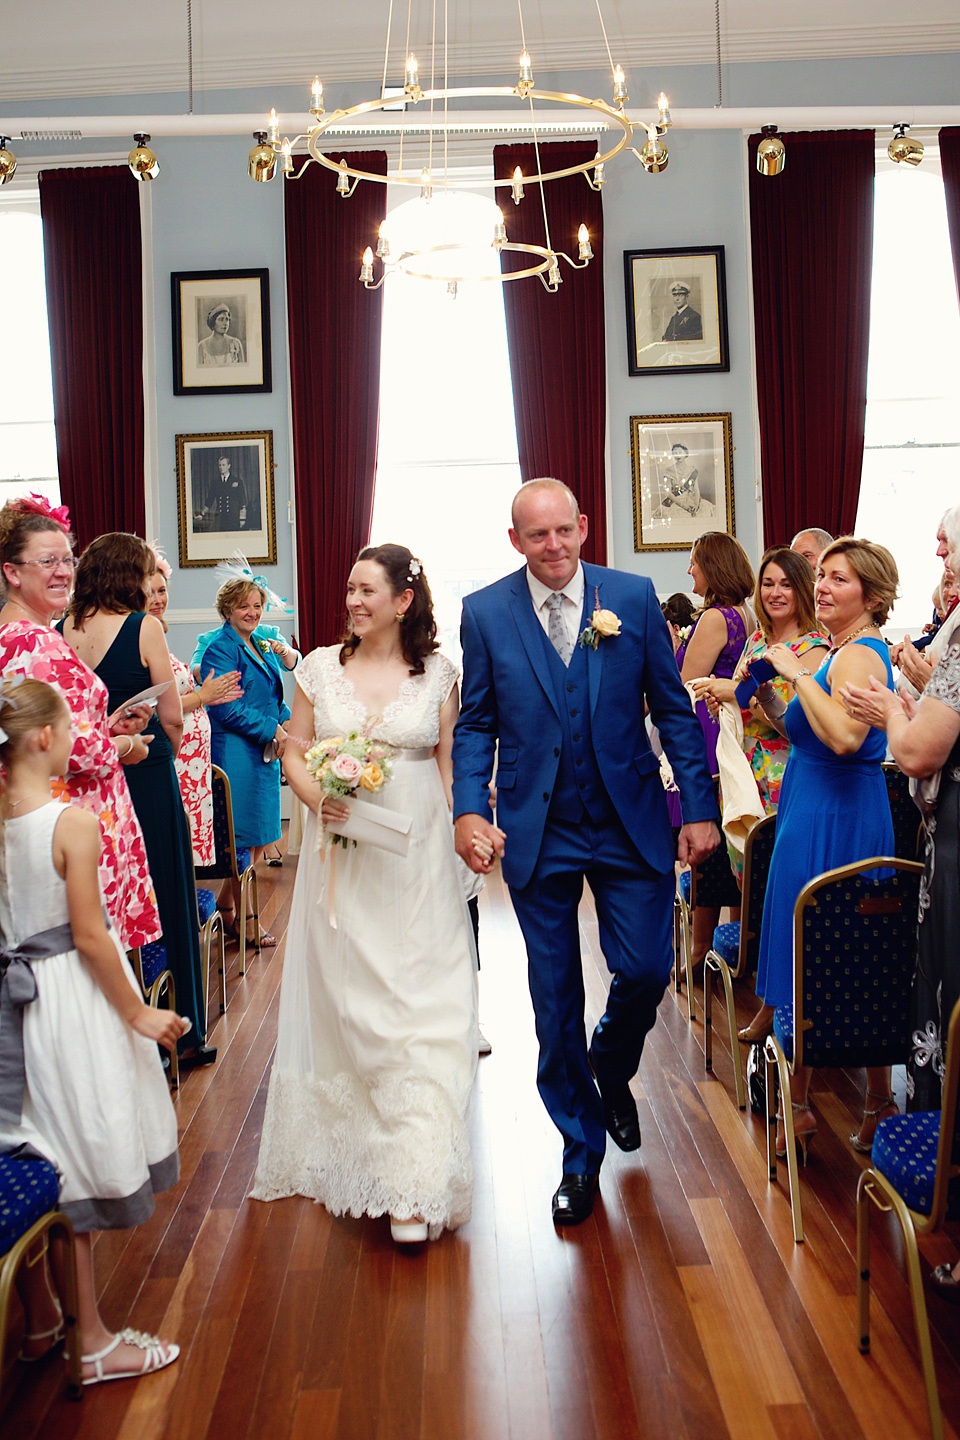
215, 577, 266, 620
819, 537, 900, 626
0, 678, 69, 764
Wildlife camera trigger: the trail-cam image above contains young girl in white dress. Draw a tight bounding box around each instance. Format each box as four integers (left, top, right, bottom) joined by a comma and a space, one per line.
0, 679, 189, 1384
251, 545, 481, 1243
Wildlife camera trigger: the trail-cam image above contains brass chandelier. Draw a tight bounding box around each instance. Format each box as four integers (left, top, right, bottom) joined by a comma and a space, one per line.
247, 0, 672, 293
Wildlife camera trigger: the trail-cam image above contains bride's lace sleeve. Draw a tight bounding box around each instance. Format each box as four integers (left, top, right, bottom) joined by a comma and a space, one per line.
926, 642, 960, 714
431, 652, 460, 709
294, 646, 330, 705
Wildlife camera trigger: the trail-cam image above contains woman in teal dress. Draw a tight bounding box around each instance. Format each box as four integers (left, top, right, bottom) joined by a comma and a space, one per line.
203, 577, 290, 949
751, 538, 900, 1158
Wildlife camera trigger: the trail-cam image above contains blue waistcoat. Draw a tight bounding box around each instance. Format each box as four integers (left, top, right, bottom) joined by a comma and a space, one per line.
538, 624, 614, 825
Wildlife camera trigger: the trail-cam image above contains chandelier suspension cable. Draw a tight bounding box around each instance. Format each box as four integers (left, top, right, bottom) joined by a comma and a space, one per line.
715, 0, 723, 107
593, 0, 617, 80
443, 0, 449, 193
186, 0, 194, 115
513, 0, 554, 259
428, 0, 437, 184
400, 0, 413, 176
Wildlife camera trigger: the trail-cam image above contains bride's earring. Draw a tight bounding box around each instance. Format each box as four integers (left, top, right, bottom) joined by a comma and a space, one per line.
395, 611, 405, 621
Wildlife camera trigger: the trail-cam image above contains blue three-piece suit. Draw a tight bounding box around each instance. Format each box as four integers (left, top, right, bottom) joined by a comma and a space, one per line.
452, 561, 717, 1174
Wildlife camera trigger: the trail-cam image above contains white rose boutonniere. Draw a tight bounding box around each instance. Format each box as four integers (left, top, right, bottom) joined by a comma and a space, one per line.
578, 589, 622, 650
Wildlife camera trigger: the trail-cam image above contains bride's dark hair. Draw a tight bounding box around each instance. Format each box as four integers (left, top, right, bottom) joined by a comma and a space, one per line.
339, 543, 439, 675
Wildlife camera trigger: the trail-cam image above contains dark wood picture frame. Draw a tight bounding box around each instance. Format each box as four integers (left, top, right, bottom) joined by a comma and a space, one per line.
171, 268, 272, 396
624, 246, 729, 376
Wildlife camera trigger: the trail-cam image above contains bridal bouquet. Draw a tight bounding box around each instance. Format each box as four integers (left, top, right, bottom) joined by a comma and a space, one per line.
305, 732, 394, 800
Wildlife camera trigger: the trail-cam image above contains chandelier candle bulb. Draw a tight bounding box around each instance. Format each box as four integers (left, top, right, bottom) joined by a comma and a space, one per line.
280, 138, 293, 174
613, 65, 628, 104
376, 222, 390, 259
310, 76, 324, 117
518, 50, 534, 92
577, 224, 592, 260
512, 166, 525, 204
493, 209, 507, 250
404, 54, 421, 99
336, 158, 351, 194
548, 257, 562, 288
592, 156, 605, 188
657, 92, 672, 126
360, 247, 374, 282
419, 167, 433, 200
267, 107, 279, 144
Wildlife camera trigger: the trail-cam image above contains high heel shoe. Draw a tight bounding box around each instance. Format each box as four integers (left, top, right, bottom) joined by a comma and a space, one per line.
390, 1215, 428, 1244
850, 1092, 898, 1153
775, 1102, 817, 1165
738, 1007, 775, 1045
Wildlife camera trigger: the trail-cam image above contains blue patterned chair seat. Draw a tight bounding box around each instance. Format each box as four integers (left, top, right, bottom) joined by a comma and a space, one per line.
773, 1003, 794, 1062
0, 1153, 60, 1255
236, 846, 251, 870
678, 870, 691, 903
710, 921, 740, 965
197, 887, 218, 925
871, 1112, 941, 1217
140, 940, 169, 990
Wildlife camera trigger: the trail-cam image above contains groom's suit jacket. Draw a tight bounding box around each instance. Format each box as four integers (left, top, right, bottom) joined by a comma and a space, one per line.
453, 562, 717, 891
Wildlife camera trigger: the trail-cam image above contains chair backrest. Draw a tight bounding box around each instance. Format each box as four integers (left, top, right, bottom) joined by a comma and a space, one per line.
195, 765, 242, 882
139, 940, 169, 991
883, 762, 922, 861
929, 996, 960, 1228
690, 776, 742, 910
792, 856, 922, 1070
734, 812, 777, 978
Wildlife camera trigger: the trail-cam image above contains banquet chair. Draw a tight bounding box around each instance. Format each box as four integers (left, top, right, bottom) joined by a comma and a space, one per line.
856, 996, 960, 1440
763, 855, 922, 1243
883, 761, 922, 861
195, 765, 260, 979
703, 812, 777, 1108
0, 1153, 82, 1398
130, 943, 179, 1089
674, 778, 741, 1023
195, 884, 226, 1014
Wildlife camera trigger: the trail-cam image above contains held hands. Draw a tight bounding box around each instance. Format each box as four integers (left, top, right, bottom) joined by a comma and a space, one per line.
320, 795, 351, 826
132, 1006, 191, 1051
109, 701, 152, 736
896, 637, 935, 694
455, 813, 506, 874
690, 675, 737, 719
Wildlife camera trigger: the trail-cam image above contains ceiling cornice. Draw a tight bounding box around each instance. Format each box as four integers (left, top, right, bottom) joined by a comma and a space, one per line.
3, 24, 959, 104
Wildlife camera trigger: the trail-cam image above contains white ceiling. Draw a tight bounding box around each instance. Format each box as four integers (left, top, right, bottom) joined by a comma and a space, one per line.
4, 0, 960, 102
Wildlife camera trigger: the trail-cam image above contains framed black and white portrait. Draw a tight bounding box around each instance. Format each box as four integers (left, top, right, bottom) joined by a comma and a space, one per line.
624, 247, 729, 376
630, 412, 735, 552
176, 430, 276, 568
171, 269, 272, 396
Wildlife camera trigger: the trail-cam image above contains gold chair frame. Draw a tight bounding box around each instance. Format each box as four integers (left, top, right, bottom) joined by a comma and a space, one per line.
129, 947, 179, 1090
199, 765, 261, 980
0, 1209, 83, 1398
764, 854, 922, 1244
855, 997, 960, 1440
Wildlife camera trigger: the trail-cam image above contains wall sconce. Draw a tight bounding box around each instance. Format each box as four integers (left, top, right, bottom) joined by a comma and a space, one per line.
0, 138, 17, 186
128, 134, 160, 182
888, 123, 923, 166
248, 131, 277, 182
756, 125, 785, 176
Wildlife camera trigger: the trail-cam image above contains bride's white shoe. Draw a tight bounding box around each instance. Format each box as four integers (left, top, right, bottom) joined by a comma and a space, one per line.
390, 1215, 428, 1244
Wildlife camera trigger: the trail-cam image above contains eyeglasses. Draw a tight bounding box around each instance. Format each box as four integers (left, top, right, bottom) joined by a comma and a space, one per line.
15, 555, 79, 571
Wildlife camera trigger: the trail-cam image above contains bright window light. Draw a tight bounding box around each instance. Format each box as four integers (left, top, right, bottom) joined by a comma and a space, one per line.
371, 189, 521, 662
0, 198, 60, 502
855, 160, 960, 632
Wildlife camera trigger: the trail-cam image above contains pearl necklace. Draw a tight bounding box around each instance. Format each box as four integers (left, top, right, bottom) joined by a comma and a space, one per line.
828, 622, 880, 655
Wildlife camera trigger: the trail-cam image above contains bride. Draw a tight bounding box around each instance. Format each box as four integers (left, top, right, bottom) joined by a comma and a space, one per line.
250, 544, 478, 1242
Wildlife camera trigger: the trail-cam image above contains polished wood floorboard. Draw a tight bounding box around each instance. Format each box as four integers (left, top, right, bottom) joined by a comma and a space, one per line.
3, 837, 960, 1440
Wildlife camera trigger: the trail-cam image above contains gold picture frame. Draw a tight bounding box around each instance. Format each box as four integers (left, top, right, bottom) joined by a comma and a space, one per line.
630, 412, 735, 552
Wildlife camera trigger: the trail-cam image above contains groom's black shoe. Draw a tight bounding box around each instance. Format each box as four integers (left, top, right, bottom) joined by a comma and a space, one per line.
588, 1045, 641, 1152
552, 1173, 600, 1226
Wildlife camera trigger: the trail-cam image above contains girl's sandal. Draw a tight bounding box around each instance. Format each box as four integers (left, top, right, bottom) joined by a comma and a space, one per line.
850, 1092, 898, 1153
82, 1328, 180, 1385
19, 1318, 65, 1363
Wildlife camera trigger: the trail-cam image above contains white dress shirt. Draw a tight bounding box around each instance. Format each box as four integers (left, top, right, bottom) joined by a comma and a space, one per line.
526, 564, 585, 653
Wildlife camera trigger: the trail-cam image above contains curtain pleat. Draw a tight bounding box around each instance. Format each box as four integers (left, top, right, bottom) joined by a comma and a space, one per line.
939, 128, 960, 307
39, 166, 145, 546
493, 143, 607, 563
748, 131, 875, 546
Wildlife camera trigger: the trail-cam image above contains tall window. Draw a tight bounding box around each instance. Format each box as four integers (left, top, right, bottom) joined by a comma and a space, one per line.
0, 191, 60, 507
371, 189, 521, 660
855, 153, 960, 630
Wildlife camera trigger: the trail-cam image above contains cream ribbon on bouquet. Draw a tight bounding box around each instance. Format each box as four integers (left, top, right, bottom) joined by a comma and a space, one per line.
681, 681, 764, 853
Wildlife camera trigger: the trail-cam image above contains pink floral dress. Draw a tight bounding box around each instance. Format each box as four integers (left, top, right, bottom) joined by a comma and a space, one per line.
170, 653, 214, 866
0, 621, 161, 949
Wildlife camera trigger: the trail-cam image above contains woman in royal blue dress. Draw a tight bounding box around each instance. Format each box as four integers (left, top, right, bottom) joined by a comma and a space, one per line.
203, 577, 290, 949
751, 538, 900, 1159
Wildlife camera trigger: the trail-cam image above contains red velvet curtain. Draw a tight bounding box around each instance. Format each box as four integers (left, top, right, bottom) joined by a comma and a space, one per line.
284, 153, 387, 651
748, 131, 875, 546
940, 128, 960, 307
39, 166, 145, 547
493, 143, 606, 563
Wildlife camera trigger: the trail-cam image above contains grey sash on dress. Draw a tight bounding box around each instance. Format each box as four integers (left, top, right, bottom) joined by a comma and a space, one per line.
0, 921, 75, 1124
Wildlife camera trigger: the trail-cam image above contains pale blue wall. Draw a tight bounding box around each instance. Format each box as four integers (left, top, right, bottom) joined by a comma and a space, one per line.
4, 49, 958, 636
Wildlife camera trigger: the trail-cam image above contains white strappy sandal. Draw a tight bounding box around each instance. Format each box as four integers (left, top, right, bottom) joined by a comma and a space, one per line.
82, 1327, 180, 1385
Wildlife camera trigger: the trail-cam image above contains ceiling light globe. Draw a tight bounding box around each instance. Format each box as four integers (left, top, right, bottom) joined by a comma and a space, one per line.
640, 137, 668, 174
888, 131, 924, 166
128, 136, 159, 182
756, 127, 785, 177
0, 143, 17, 186
248, 135, 278, 182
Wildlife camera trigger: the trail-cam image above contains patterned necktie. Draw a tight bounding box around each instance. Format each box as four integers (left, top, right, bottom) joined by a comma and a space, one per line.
546, 591, 574, 667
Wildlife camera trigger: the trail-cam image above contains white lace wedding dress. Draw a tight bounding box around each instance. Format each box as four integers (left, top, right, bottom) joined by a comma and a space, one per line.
250, 647, 478, 1235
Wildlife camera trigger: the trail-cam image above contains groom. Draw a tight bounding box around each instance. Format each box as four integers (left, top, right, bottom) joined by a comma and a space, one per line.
453, 479, 719, 1225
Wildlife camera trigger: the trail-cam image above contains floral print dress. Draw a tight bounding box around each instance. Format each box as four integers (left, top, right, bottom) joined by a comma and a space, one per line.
0, 621, 161, 949
170, 653, 215, 866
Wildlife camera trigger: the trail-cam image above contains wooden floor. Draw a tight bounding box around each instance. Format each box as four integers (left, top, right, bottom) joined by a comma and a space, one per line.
4, 835, 960, 1440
